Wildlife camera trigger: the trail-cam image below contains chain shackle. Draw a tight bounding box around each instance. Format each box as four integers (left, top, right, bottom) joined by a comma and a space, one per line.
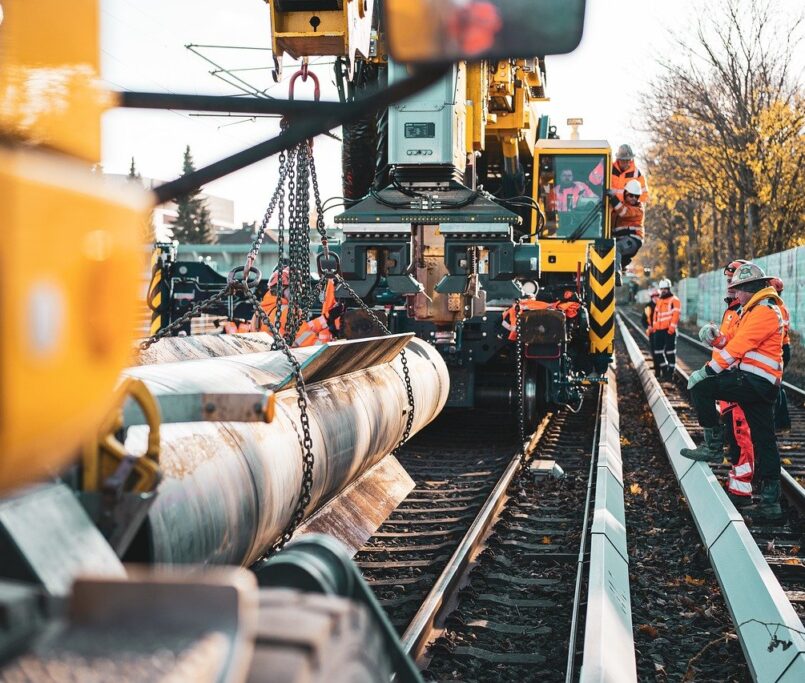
288, 69, 321, 102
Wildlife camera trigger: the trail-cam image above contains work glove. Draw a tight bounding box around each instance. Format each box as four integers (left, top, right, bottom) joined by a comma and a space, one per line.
604, 189, 618, 201
687, 366, 710, 390
326, 302, 346, 327
698, 323, 719, 345
668, 325, 677, 335
646, 327, 653, 335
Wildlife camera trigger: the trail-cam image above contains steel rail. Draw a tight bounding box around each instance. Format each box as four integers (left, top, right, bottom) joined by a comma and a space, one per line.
399, 414, 552, 662
618, 314, 805, 681
620, 312, 805, 514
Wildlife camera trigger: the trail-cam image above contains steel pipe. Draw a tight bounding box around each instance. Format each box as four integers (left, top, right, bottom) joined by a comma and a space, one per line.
122, 335, 449, 565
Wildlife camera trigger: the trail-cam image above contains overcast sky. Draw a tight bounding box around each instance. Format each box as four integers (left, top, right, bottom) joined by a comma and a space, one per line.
101, 0, 702, 226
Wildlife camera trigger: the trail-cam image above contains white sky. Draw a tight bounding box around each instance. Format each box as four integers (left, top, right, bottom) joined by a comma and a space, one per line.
101, 0, 701, 226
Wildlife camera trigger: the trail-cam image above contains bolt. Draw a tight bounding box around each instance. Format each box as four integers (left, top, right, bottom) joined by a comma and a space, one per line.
205, 402, 216, 413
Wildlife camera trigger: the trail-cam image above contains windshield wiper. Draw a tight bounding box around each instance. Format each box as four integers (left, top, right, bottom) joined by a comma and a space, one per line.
566, 200, 602, 242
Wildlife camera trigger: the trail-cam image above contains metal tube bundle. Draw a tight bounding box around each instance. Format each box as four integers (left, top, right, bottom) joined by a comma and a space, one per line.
122, 335, 449, 566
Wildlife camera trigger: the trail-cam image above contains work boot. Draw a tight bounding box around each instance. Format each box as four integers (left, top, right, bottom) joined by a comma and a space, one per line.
753, 480, 783, 521
680, 426, 725, 462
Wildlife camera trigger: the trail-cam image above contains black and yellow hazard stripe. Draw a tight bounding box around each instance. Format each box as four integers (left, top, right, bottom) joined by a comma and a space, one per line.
587, 239, 615, 353
146, 248, 165, 336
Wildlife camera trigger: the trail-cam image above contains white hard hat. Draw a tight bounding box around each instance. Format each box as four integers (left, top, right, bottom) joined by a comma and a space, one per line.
658, 278, 672, 289
624, 179, 642, 196
728, 262, 771, 290
616, 144, 635, 161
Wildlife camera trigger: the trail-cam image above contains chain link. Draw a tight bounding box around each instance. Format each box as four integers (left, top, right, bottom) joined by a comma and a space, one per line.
515, 303, 526, 453
242, 286, 315, 555
139, 287, 233, 350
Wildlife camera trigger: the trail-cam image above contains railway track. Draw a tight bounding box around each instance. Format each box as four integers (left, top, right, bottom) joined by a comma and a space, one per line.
618, 313, 805, 680
356, 372, 637, 680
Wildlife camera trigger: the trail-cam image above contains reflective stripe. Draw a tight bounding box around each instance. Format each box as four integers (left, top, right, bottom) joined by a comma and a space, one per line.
294, 330, 316, 346
733, 462, 753, 477
708, 359, 724, 373
717, 347, 735, 364
744, 350, 781, 370
728, 479, 753, 494
739, 363, 779, 384
759, 300, 784, 333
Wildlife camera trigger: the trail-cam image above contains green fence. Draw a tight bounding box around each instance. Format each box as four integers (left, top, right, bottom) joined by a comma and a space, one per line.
676, 247, 803, 332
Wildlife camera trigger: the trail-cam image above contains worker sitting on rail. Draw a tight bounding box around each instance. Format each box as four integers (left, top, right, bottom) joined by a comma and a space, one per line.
548, 168, 596, 212
252, 267, 338, 347
605, 179, 644, 280
699, 259, 753, 505
651, 279, 681, 380
611, 144, 649, 204
770, 277, 792, 433
681, 262, 784, 520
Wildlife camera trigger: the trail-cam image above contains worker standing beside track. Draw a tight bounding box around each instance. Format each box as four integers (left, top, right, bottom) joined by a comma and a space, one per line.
770, 277, 792, 433
651, 279, 681, 380
699, 259, 753, 505
643, 287, 659, 362
681, 262, 784, 520
611, 144, 649, 204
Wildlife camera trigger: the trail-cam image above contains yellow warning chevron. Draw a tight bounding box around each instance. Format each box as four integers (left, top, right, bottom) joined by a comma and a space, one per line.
589, 276, 613, 300
589, 329, 615, 352
589, 300, 615, 323
589, 247, 614, 273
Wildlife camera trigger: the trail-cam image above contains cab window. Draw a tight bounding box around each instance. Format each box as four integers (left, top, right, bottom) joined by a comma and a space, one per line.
537, 154, 606, 239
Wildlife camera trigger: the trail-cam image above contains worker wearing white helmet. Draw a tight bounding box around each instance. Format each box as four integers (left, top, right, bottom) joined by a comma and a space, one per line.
651, 278, 681, 380
681, 262, 785, 520
605, 178, 644, 283
610, 144, 649, 203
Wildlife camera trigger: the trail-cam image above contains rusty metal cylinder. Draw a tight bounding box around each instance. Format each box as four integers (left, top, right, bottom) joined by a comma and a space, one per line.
122, 336, 448, 566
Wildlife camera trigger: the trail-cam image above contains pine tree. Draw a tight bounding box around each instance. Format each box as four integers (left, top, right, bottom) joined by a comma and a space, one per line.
127, 157, 141, 182
171, 146, 216, 244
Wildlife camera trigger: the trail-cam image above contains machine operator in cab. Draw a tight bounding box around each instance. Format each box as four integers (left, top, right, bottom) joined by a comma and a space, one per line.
547, 168, 596, 212
681, 263, 785, 520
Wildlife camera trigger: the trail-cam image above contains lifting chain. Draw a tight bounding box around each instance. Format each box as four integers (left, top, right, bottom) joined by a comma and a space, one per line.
515, 302, 527, 457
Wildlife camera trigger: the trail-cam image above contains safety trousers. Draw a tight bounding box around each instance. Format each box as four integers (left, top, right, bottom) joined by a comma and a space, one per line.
722, 402, 755, 497
652, 329, 677, 374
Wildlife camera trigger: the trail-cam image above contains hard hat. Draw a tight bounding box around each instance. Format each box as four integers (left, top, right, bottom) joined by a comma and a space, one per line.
723, 259, 748, 277
769, 277, 784, 293
658, 278, 672, 289
616, 144, 635, 161
728, 262, 771, 290
269, 266, 290, 289
624, 179, 642, 197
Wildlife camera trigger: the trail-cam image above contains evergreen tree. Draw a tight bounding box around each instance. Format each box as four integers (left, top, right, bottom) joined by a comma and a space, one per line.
127, 157, 156, 243
171, 146, 216, 244
127, 157, 141, 182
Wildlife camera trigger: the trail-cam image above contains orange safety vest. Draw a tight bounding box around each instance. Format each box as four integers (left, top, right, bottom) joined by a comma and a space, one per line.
711, 300, 741, 356
652, 295, 681, 333
256, 280, 339, 347
549, 182, 596, 212
780, 300, 791, 347
707, 287, 784, 385
611, 160, 649, 203
611, 199, 645, 240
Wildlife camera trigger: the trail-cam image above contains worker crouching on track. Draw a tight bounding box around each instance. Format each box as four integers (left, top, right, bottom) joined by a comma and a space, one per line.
252, 267, 340, 346
699, 259, 753, 505
770, 277, 792, 433
652, 279, 681, 380
681, 262, 784, 520
606, 179, 644, 282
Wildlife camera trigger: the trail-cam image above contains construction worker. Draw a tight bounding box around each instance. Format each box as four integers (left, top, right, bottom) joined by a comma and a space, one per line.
681, 262, 784, 520
770, 277, 792, 432
605, 179, 644, 277
611, 144, 649, 204
548, 168, 596, 212
252, 267, 338, 347
698, 259, 753, 505
652, 279, 681, 379
643, 287, 659, 356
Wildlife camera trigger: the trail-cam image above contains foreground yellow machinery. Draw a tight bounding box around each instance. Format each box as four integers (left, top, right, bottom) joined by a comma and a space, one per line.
0, 1, 592, 679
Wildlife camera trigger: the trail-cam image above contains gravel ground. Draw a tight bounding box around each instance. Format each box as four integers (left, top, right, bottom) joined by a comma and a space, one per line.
616, 337, 749, 682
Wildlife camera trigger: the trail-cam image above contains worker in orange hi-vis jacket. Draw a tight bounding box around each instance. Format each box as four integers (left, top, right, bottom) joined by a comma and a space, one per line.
681, 262, 785, 520
610, 144, 649, 204
698, 259, 753, 506
651, 279, 681, 380
769, 277, 792, 433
